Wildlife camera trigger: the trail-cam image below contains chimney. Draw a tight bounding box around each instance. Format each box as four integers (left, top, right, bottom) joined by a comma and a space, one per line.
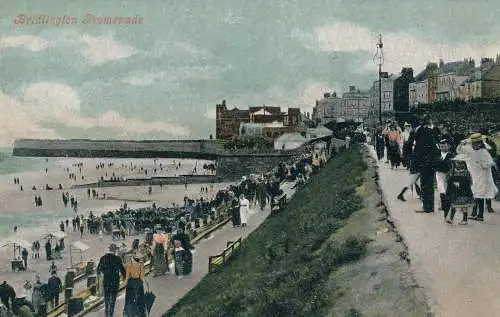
315, 100, 318, 106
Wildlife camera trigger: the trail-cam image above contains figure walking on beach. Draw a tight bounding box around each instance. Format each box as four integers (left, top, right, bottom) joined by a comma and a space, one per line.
97, 244, 126, 317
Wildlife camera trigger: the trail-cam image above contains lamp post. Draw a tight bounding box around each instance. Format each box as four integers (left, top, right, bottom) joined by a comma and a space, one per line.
374, 34, 384, 125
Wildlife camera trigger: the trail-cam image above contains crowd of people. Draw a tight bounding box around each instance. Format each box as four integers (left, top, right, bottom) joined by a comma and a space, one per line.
373, 114, 499, 224
0, 147, 329, 317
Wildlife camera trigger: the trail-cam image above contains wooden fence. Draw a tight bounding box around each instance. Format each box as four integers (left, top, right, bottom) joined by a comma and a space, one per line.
208, 237, 242, 274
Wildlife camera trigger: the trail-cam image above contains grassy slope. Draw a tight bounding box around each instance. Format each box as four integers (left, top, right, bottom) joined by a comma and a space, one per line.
164, 146, 428, 317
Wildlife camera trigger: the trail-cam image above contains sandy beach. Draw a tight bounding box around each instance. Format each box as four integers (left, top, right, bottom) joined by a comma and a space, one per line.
0, 156, 230, 297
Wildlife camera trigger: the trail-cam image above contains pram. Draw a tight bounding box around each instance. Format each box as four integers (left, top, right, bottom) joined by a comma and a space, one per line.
444, 155, 474, 225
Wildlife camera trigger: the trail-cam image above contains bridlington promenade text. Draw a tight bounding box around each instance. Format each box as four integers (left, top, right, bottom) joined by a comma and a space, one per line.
14, 13, 143, 26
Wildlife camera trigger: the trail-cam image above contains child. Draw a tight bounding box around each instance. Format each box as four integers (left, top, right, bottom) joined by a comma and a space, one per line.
98, 229, 103, 242
458, 133, 498, 221
444, 155, 474, 225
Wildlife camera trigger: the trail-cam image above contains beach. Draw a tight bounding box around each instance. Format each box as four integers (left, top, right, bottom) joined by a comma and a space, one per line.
0, 154, 229, 296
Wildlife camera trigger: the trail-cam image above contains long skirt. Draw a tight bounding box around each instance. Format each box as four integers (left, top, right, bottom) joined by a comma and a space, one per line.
153, 243, 166, 276
124, 278, 146, 317
175, 250, 192, 276
231, 208, 241, 226
387, 142, 401, 167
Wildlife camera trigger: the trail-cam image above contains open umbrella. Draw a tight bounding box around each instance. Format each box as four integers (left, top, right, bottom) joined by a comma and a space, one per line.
143, 281, 156, 316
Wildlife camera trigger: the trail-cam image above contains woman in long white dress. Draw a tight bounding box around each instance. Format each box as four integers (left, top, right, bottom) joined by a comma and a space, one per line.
457, 133, 498, 221
239, 195, 250, 227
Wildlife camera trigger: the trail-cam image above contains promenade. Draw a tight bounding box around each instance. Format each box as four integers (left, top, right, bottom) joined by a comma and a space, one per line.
86, 181, 297, 317
374, 147, 500, 317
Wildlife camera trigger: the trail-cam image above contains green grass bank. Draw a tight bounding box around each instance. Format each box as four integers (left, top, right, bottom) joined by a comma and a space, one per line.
164, 146, 429, 317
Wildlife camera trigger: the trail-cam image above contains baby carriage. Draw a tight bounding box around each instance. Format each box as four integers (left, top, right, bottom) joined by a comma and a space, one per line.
444, 154, 474, 225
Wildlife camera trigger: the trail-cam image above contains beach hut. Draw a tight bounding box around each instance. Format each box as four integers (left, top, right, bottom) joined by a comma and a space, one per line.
0, 239, 31, 271
274, 133, 307, 150
68, 241, 92, 275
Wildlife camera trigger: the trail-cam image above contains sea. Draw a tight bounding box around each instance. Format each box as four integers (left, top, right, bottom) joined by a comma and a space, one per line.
0, 148, 76, 245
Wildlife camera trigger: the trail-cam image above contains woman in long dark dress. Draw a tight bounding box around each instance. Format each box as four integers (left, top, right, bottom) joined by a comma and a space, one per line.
387, 126, 402, 169
375, 132, 385, 161
174, 240, 192, 278
123, 255, 146, 317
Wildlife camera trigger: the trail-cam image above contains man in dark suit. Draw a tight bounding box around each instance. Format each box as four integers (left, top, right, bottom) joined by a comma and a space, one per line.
413, 114, 441, 213
97, 244, 126, 317
435, 139, 454, 212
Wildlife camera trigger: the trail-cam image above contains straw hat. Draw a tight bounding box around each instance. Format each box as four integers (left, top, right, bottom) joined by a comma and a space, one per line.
404, 122, 411, 126
108, 244, 118, 252
469, 133, 486, 142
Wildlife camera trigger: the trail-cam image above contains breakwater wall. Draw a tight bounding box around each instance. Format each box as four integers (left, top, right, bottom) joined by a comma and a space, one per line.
13, 139, 223, 160
13, 136, 346, 181
72, 175, 221, 188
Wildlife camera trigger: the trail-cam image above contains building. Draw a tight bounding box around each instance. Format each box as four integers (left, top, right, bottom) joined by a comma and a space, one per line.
313, 86, 373, 124
215, 100, 302, 140
436, 73, 469, 101
393, 67, 414, 112
341, 86, 373, 121
455, 80, 482, 101
409, 79, 428, 107
239, 121, 300, 139
412, 59, 477, 106
216, 100, 250, 140
313, 92, 340, 124
369, 72, 394, 114
478, 56, 500, 100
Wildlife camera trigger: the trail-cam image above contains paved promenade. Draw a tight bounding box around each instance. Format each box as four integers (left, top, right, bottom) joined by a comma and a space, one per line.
86, 181, 297, 317
373, 147, 500, 317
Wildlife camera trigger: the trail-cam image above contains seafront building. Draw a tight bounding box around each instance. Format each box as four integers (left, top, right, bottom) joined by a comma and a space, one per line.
215, 100, 302, 140
313, 86, 372, 124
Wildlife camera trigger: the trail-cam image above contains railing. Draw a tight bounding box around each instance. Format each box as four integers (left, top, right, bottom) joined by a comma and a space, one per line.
208, 237, 242, 274
47, 207, 231, 317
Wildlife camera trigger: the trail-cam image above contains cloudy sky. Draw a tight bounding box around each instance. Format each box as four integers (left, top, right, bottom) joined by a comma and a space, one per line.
1, 0, 499, 146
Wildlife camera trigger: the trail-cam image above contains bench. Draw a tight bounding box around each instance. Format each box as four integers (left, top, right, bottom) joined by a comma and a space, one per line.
208, 237, 242, 274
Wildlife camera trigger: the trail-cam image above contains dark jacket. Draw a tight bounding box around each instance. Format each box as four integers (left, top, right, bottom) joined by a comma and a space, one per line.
97, 253, 126, 292
47, 275, 62, 296
0, 282, 15, 301
413, 125, 440, 169
435, 152, 454, 173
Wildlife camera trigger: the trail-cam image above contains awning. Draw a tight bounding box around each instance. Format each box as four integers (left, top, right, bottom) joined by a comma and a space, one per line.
71, 241, 90, 252
0, 239, 31, 249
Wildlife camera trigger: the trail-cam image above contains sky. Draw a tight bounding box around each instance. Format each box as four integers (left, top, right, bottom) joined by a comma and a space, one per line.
0, 0, 499, 146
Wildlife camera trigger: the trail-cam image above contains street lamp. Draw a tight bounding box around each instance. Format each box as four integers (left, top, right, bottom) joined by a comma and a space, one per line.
373, 34, 384, 125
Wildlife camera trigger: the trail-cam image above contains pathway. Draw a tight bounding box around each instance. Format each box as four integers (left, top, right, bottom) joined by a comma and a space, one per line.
86, 181, 297, 317
372, 146, 500, 317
